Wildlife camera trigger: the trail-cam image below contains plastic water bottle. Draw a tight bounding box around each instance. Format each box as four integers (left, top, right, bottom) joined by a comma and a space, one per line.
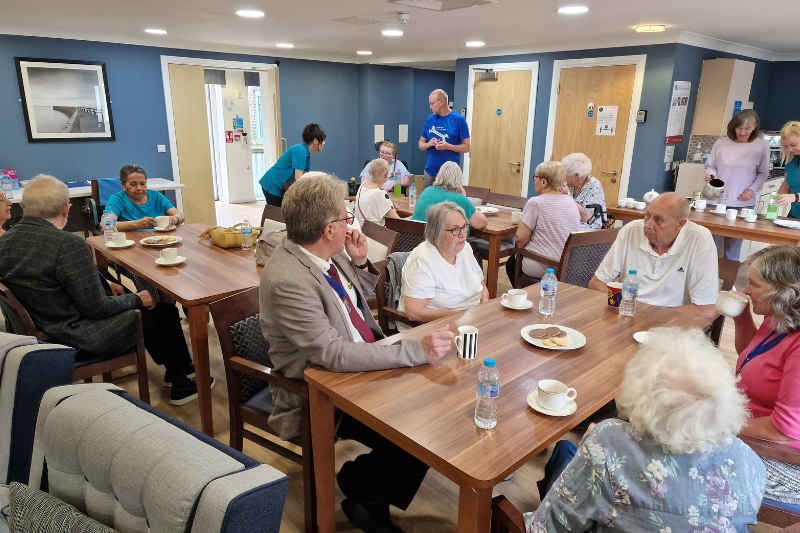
620, 270, 639, 317
241, 219, 253, 250
408, 183, 417, 208
0, 175, 12, 200
100, 210, 117, 243
539, 268, 557, 316
475, 358, 499, 429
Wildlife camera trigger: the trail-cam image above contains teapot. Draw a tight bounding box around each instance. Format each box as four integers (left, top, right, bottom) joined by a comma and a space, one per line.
643, 189, 659, 203
702, 178, 725, 200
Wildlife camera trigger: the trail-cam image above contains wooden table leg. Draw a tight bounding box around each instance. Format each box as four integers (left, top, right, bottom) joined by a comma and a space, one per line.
187, 304, 214, 436
93, 248, 109, 270
309, 385, 337, 533
486, 235, 502, 299
457, 484, 493, 533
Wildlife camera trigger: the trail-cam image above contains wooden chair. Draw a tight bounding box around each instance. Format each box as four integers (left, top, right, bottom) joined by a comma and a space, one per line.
739, 436, 800, 528
486, 191, 528, 211
463, 185, 490, 203
710, 258, 741, 347
207, 288, 316, 533
259, 204, 285, 237
361, 220, 399, 264
374, 258, 421, 334
514, 228, 621, 289
0, 281, 150, 404
490, 495, 524, 533
385, 217, 426, 253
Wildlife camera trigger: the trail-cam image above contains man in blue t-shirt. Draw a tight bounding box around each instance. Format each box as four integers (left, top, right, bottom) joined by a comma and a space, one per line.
418, 89, 470, 188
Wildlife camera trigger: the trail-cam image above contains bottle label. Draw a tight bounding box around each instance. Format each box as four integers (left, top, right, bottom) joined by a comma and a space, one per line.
242, 229, 252, 235
478, 383, 499, 398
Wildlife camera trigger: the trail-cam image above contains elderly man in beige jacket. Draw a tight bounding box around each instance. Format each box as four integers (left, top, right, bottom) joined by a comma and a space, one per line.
260, 173, 453, 533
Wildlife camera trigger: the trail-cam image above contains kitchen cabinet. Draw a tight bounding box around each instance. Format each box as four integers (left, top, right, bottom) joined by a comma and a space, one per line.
691, 58, 755, 136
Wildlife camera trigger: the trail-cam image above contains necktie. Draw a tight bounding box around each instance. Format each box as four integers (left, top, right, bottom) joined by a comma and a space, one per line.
326, 264, 376, 343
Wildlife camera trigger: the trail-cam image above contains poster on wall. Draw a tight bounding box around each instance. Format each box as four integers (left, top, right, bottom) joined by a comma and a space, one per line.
15, 58, 115, 142
665, 81, 691, 145
595, 106, 618, 136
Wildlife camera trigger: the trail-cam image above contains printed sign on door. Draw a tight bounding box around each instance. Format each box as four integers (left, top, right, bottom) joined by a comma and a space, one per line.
225, 131, 234, 143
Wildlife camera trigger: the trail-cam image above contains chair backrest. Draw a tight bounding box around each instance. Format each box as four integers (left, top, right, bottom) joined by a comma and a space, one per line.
93, 177, 123, 206
384, 217, 426, 253
0, 281, 38, 337
361, 220, 399, 264
558, 228, 621, 288
463, 186, 490, 201
486, 191, 527, 211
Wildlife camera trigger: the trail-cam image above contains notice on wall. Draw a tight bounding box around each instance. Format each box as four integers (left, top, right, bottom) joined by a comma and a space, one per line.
595, 105, 618, 136
374, 124, 385, 144
664, 145, 675, 163
665, 81, 691, 145
399, 124, 409, 143
223, 96, 235, 112
225, 131, 234, 143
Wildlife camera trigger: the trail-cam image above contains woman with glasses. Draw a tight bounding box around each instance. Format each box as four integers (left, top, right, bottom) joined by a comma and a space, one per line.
411, 161, 488, 229
359, 141, 410, 192
398, 201, 488, 332
0, 190, 11, 237
505, 161, 581, 283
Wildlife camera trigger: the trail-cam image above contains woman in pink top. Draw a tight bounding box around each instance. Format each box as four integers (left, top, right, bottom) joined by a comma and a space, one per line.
734, 245, 800, 512
505, 161, 580, 283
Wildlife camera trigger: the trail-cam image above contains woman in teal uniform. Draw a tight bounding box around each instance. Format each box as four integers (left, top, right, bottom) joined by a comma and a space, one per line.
105, 164, 185, 232
259, 123, 326, 207
776, 121, 800, 219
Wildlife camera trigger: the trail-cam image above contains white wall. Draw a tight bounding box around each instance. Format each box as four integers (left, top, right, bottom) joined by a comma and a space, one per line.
221, 70, 256, 203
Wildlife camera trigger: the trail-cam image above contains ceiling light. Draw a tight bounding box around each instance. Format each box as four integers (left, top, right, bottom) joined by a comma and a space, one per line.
236, 10, 265, 17
357, 51, 373, 55
557, 6, 589, 14
144, 28, 167, 34
635, 24, 666, 33
466, 41, 485, 47
382, 30, 404, 37
276, 43, 295, 48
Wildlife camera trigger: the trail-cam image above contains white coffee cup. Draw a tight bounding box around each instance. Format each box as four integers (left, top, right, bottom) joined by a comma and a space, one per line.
455, 326, 479, 360
511, 211, 522, 224
537, 379, 578, 412
112, 232, 126, 246
739, 208, 754, 219
714, 203, 727, 213
156, 216, 170, 229
716, 291, 748, 317
634, 201, 646, 210
502, 289, 528, 308
726, 208, 738, 220
160, 248, 178, 263
746, 213, 758, 223
691, 199, 707, 212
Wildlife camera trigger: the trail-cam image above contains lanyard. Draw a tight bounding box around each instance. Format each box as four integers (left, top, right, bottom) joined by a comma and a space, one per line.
736, 330, 787, 375
323, 271, 352, 313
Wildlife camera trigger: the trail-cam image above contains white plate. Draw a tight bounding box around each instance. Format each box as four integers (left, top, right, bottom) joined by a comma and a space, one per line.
501, 299, 533, 310
140, 236, 182, 247
526, 390, 577, 417
155, 225, 177, 232
477, 206, 499, 215
520, 325, 586, 350
709, 209, 728, 216
633, 331, 650, 344
155, 256, 186, 266
773, 219, 800, 230
105, 240, 135, 249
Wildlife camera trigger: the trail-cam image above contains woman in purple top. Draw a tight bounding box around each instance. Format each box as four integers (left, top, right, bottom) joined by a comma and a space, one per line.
705, 109, 770, 260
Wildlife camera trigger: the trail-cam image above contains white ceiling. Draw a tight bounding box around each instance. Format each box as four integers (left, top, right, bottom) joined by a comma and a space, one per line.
3, 0, 800, 69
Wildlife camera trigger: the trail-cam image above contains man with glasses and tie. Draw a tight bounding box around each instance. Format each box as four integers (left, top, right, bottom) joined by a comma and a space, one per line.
260, 173, 453, 533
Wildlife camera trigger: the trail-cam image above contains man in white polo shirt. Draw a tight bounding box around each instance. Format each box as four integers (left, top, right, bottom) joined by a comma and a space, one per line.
588, 192, 718, 322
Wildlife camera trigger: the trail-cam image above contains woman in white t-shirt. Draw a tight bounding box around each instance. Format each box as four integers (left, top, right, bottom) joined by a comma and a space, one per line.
354, 158, 400, 227
359, 141, 411, 192
398, 201, 488, 330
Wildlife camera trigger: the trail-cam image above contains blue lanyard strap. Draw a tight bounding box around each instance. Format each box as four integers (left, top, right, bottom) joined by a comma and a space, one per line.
737, 330, 787, 375
322, 272, 347, 300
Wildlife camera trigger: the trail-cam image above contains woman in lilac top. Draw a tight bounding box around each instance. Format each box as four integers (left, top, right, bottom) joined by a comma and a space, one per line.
705, 109, 769, 260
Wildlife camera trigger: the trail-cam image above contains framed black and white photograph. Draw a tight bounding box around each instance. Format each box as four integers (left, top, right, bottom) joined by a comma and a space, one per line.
15, 58, 115, 142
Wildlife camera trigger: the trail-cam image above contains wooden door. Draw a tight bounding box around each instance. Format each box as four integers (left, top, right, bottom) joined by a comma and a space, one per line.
168, 63, 217, 226
551, 64, 636, 206
469, 70, 532, 196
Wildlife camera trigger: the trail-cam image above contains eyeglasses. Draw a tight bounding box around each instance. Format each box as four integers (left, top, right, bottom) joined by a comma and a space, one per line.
0, 194, 7, 202
330, 214, 355, 225
443, 223, 470, 236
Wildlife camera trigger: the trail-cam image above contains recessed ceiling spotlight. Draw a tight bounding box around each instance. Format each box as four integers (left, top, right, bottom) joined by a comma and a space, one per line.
145, 28, 167, 34
276, 43, 295, 48
357, 51, 373, 55
236, 10, 265, 17
557, 6, 589, 14
466, 41, 485, 47
381, 30, 404, 37
635, 24, 666, 33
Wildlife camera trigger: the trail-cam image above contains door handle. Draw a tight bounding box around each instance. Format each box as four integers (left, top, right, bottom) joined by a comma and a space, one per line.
508, 162, 521, 173
601, 170, 618, 175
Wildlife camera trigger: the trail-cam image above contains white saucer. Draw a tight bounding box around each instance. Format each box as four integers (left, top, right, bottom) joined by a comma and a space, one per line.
527, 390, 577, 417
155, 256, 186, 266
155, 225, 177, 232
105, 240, 135, 249
521, 324, 586, 350
477, 206, 499, 215
774, 219, 800, 229
709, 209, 727, 216
501, 300, 533, 310
633, 331, 651, 343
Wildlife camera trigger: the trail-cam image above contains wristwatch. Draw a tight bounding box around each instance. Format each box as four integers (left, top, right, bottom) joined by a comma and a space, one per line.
352, 261, 370, 269
795, 193, 799, 203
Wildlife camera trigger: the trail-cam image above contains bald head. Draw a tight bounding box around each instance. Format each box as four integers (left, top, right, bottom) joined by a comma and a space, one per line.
642, 192, 690, 253
430, 89, 448, 102
649, 192, 690, 221
22, 175, 69, 219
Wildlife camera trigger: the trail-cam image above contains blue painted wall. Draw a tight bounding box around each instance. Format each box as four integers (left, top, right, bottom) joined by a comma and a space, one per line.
762, 61, 800, 131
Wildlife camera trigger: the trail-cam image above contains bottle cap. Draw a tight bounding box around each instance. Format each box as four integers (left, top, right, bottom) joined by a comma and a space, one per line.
629, 270, 637, 275
546, 268, 555, 274
484, 358, 496, 367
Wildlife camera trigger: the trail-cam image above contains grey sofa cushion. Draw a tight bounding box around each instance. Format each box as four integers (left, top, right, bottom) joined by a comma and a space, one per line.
8, 482, 116, 533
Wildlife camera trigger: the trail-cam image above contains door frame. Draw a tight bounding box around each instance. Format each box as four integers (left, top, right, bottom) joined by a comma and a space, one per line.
463, 61, 539, 197
160, 55, 277, 210
543, 55, 646, 202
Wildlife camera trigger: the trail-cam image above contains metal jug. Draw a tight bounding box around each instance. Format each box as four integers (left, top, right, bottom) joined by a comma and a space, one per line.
702, 178, 725, 200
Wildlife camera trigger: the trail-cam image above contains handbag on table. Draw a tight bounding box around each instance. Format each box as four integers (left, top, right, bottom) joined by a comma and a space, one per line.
198, 223, 264, 249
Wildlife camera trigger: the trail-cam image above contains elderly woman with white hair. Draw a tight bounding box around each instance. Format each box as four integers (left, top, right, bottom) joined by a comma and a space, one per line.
561, 152, 606, 230
524, 327, 765, 533
411, 161, 488, 229
399, 201, 488, 331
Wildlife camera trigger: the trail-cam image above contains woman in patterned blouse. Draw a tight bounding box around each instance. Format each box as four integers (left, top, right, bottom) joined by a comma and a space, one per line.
561, 152, 606, 231
525, 327, 765, 533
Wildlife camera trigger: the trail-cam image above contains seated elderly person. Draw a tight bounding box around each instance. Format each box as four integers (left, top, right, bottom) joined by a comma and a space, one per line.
588, 192, 718, 322
354, 158, 400, 227
505, 161, 581, 282
0, 175, 203, 405
105, 164, 185, 231
561, 152, 606, 230
398, 202, 488, 330
260, 173, 453, 533
733, 245, 800, 513
412, 161, 488, 229
524, 327, 765, 532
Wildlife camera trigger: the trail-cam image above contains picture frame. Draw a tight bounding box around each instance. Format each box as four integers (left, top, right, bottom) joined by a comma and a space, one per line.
15, 58, 115, 142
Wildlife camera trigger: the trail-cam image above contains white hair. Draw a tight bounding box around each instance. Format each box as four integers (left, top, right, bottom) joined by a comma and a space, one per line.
561, 153, 593, 180
432, 161, 463, 192
616, 327, 750, 455
22, 175, 69, 219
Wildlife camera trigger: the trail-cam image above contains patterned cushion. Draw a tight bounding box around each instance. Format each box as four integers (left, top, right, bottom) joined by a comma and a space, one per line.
9, 482, 116, 533
229, 315, 273, 402
395, 233, 425, 253
562, 242, 614, 288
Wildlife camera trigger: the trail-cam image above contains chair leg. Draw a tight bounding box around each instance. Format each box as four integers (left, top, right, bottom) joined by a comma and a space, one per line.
229, 409, 244, 452
135, 335, 150, 405
84, 377, 93, 383
102, 372, 113, 382
300, 396, 317, 533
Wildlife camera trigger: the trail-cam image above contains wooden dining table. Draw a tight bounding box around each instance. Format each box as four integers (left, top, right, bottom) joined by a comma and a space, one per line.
392, 196, 518, 299
86, 223, 262, 436
607, 204, 800, 246
306, 283, 707, 533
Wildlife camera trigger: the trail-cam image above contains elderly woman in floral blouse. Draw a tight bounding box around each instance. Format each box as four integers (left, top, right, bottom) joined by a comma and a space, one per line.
560, 152, 606, 230
525, 327, 765, 533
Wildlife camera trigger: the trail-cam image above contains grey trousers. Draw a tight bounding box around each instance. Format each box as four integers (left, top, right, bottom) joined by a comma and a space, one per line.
423, 171, 436, 188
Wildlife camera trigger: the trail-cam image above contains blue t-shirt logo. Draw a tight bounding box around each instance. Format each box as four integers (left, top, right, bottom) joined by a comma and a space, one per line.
421, 111, 470, 176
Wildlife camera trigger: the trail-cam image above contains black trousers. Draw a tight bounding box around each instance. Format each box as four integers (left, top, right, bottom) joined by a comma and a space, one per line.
336, 415, 429, 511
140, 303, 193, 375
264, 189, 283, 208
